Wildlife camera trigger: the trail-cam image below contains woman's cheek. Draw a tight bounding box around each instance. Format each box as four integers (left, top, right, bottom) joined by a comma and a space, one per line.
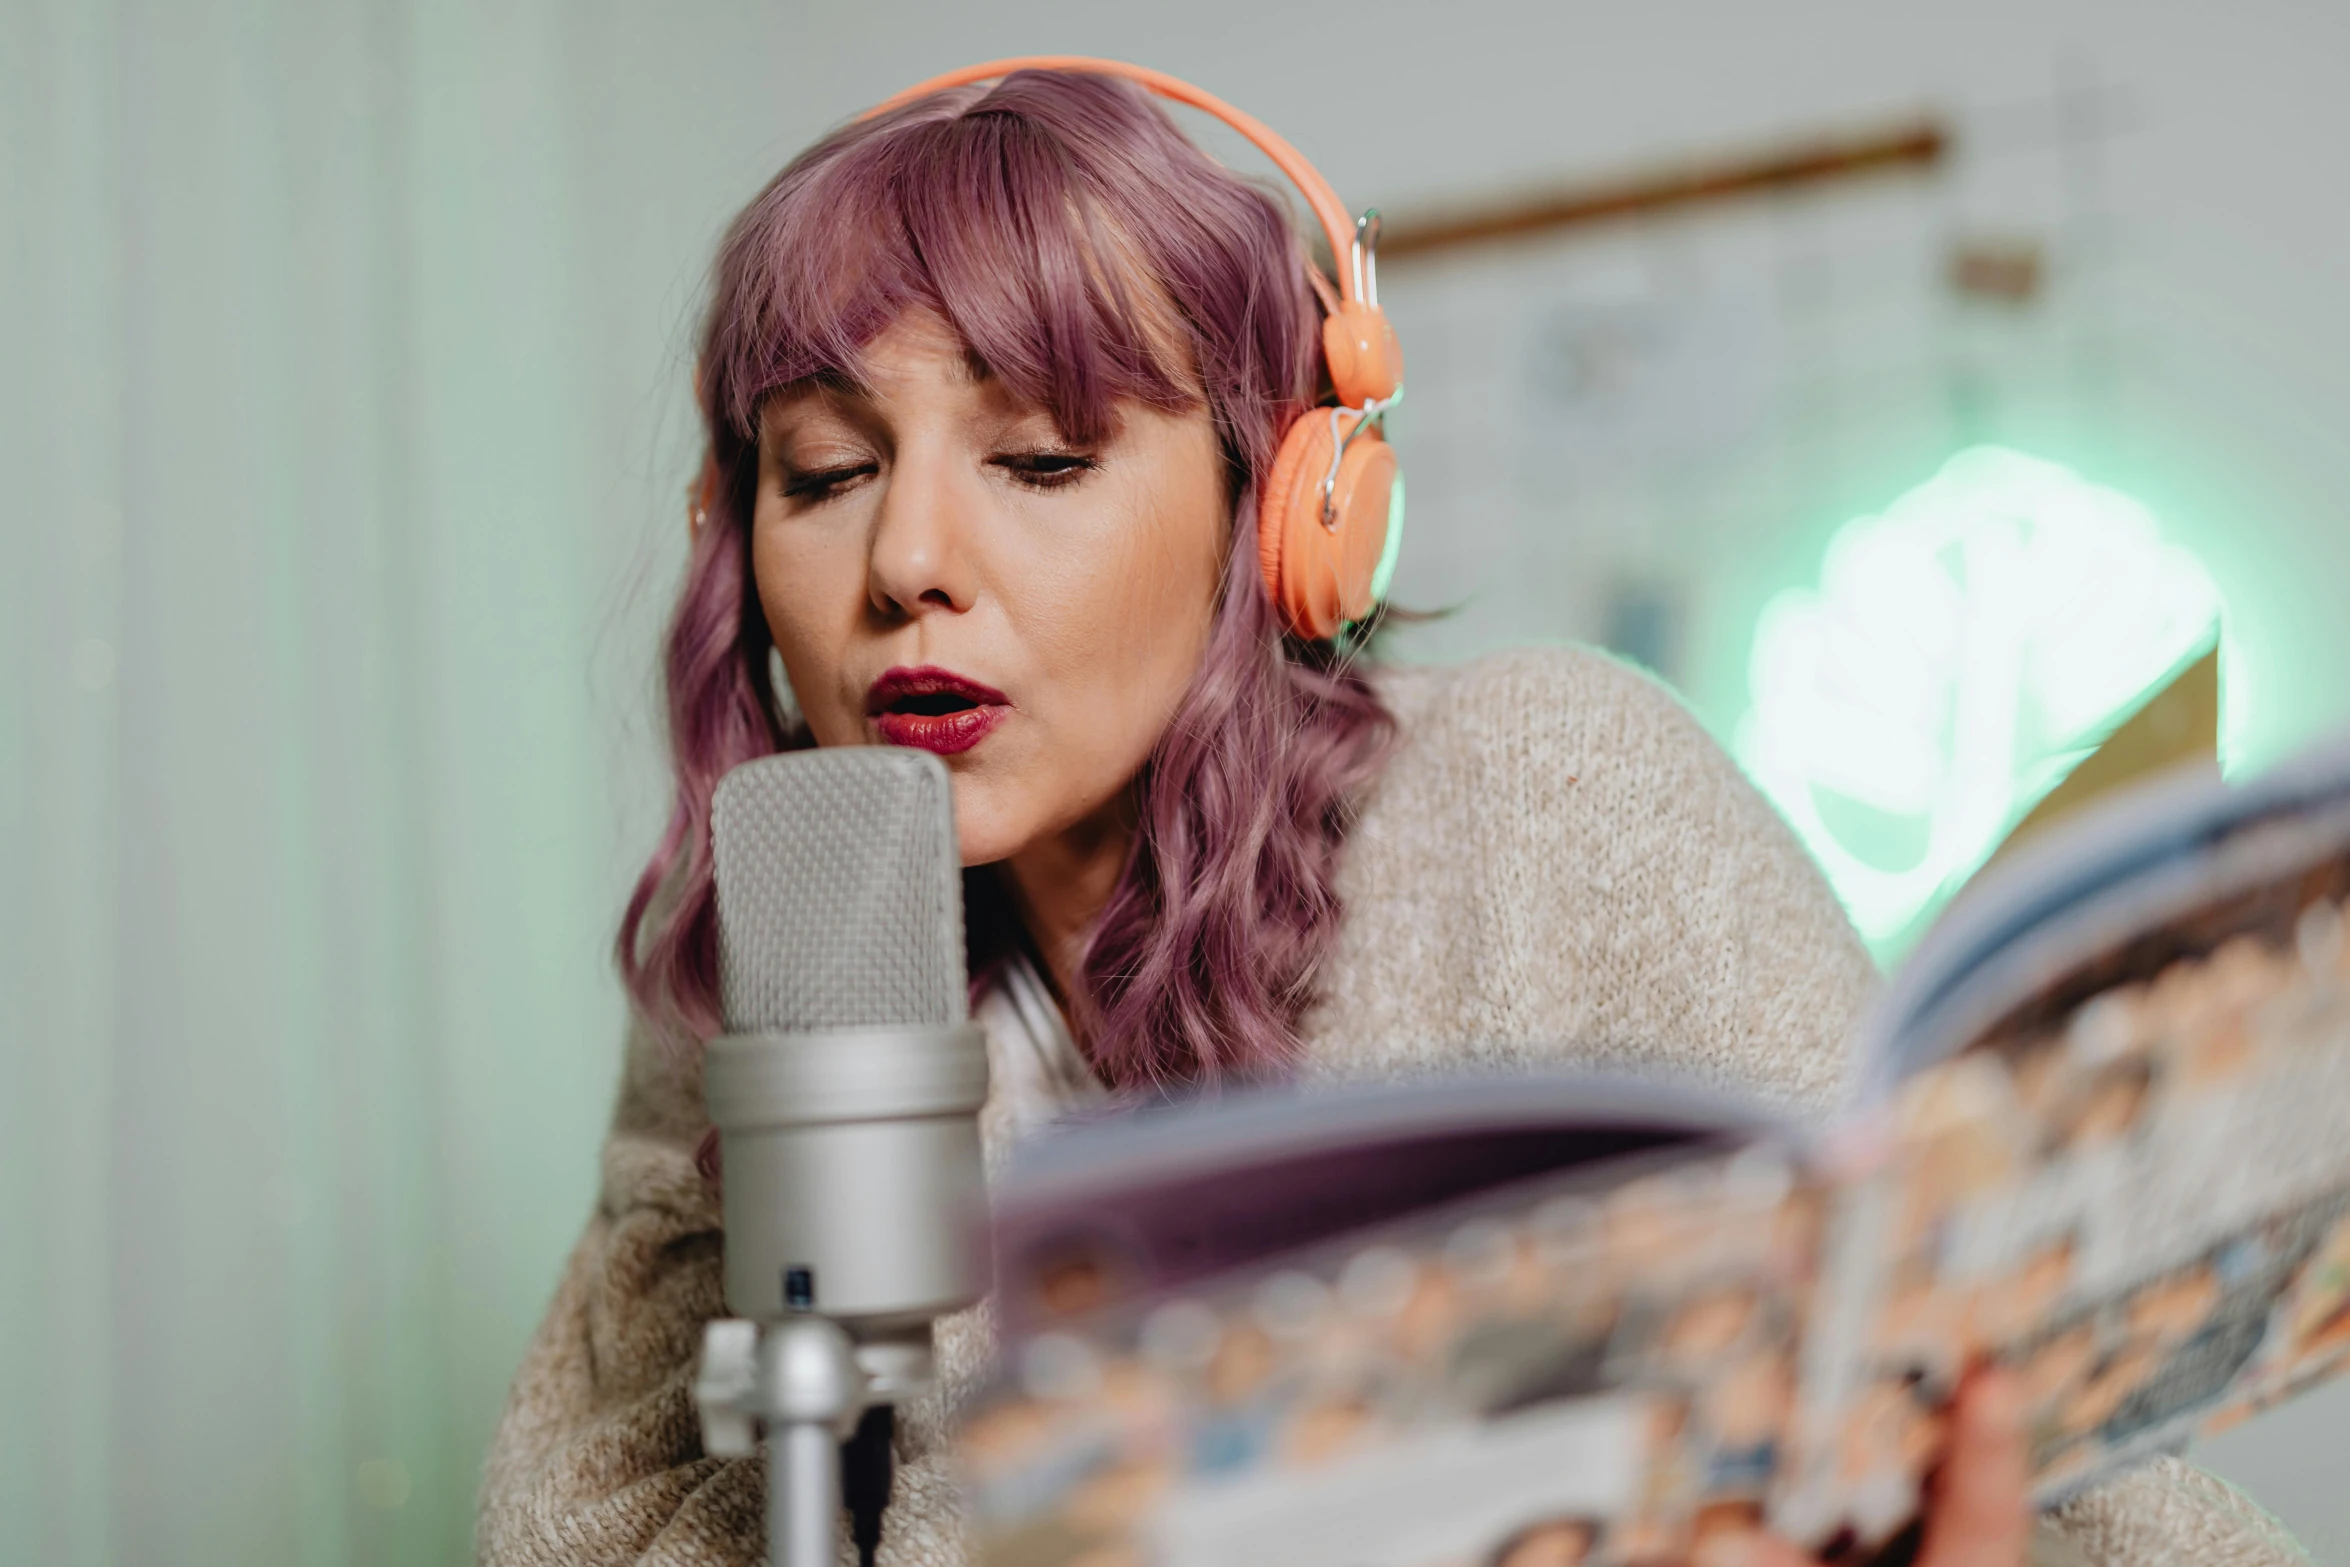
756, 532, 866, 743
999, 590, 1158, 825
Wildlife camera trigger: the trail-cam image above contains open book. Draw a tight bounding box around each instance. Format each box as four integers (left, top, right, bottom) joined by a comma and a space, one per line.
953, 735, 2350, 1567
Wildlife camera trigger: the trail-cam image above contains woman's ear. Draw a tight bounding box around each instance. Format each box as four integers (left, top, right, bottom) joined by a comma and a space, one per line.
689, 446, 721, 537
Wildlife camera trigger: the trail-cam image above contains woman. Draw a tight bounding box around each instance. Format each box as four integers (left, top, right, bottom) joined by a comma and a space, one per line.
477, 66, 2304, 1567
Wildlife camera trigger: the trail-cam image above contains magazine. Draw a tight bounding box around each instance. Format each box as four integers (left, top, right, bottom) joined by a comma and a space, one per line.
952, 736, 2350, 1567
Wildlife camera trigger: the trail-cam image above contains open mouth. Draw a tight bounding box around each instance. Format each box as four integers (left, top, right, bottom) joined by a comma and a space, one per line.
886, 689, 984, 717
866, 666, 1010, 755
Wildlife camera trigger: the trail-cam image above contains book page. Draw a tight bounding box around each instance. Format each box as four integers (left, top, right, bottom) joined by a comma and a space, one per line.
1855, 737, 2350, 1098
1780, 874, 2350, 1551
956, 762, 2350, 1564
962, 1143, 1824, 1567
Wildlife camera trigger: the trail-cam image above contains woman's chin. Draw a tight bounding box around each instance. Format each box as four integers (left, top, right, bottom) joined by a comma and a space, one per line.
949, 803, 1028, 871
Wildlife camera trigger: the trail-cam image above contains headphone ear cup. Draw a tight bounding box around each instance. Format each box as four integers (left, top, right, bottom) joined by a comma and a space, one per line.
1259, 411, 1396, 640
1259, 413, 1322, 619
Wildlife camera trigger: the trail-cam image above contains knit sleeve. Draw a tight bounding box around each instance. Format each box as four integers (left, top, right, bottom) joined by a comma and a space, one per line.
2044, 1456, 2313, 1567
474, 1126, 767, 1567
474, 1117, 974, 1567
1327, 645, 1879, 1112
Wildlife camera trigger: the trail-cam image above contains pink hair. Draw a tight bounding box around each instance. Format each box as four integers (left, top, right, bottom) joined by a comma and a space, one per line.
619, 69, 1395, 1088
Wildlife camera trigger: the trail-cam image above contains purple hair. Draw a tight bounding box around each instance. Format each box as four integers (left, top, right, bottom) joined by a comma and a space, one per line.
619, 69, 1395, 1088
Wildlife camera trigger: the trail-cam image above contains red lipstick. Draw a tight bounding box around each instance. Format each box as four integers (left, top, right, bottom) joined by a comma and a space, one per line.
865, 665, 1010, 755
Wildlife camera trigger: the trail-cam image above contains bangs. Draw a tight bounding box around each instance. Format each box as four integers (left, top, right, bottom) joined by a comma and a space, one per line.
707, 98, 1203, 446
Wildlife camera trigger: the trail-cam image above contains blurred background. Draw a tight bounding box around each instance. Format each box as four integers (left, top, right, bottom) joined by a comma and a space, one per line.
5, 1, 2347, 1562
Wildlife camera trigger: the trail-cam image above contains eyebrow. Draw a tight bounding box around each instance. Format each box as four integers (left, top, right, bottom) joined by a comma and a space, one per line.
808, 366, 862, 398
770, 344, 994, 414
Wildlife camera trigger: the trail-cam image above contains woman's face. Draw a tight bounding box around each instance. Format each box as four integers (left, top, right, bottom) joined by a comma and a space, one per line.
751, 310, 1228, 866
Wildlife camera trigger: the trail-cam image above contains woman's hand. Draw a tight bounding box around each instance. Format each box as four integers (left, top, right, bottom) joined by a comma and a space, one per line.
1745, 1370, 2030, 1567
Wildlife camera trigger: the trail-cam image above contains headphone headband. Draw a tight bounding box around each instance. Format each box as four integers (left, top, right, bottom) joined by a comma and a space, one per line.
865, 56, 1370, 307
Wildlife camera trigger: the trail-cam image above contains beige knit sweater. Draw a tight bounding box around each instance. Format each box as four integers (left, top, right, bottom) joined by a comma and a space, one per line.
478, 647, 2307, 1567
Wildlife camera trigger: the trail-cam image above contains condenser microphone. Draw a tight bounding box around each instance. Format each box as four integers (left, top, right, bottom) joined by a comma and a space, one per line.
691, 746, 991, 1567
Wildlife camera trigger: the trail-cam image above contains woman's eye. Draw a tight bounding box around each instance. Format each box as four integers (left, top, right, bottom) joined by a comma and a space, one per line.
991, 451, 1099, 489
781, 464, 876, 502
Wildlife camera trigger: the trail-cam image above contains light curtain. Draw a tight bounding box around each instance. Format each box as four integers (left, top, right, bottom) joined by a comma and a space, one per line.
0, 2, 802, 1561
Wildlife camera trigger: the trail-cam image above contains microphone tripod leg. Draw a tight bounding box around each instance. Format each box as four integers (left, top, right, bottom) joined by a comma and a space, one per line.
771, 1417, 842, 1567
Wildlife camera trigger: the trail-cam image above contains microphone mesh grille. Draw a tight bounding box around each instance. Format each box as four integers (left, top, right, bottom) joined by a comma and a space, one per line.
711, 747, 967, 1031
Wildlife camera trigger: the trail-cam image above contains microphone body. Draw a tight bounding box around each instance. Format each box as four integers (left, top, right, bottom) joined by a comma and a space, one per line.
690, 747, 991, 1567
705, 1023, 987, 1333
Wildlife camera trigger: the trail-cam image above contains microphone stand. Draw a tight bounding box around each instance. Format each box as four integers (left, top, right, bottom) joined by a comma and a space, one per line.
696, 1308, 879, 1567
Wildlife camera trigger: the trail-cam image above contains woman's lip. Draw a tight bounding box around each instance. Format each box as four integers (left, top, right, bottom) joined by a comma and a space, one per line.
874, 704, 1007, 755
865, 664, 1009, 713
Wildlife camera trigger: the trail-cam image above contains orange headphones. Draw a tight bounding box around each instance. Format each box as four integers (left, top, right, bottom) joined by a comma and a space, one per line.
699, 57, 1406, 643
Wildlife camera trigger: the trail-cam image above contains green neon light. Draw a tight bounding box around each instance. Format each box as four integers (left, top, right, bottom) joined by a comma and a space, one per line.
1735, 446, 2225, 953
1371, 470, 1405, 605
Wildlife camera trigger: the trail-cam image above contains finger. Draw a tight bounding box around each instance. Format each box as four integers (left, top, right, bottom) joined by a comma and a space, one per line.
1917, 1369, 2031, 1567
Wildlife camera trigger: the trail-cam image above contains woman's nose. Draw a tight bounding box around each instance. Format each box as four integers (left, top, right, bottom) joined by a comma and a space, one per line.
865, 445, 977, 619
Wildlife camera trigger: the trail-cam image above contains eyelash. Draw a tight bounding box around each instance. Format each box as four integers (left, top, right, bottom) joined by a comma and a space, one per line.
991, 451, 1098, 489
782, 464, 875, 502
779, 451, 1098, 504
